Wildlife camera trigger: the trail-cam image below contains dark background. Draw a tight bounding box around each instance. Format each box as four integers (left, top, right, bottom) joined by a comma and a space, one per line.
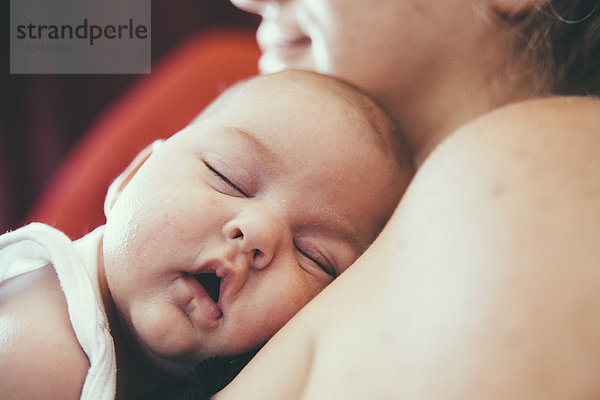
1, 1, 259, 233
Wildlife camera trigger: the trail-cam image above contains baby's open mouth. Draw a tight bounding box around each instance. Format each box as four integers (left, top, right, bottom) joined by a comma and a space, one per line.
194, 273, 221, 303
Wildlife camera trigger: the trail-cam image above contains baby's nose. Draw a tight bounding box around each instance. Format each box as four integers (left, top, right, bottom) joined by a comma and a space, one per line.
223, 211, 283, 270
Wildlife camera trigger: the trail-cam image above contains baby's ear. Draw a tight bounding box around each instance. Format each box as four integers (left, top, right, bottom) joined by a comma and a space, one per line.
104, 140, 163, 218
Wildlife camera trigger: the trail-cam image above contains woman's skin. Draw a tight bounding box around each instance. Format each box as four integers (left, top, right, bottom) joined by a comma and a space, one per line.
230, 0, 539, 165
215, 0, 600, 398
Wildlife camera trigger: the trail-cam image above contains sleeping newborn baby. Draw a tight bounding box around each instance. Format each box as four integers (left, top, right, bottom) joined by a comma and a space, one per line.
0, 70, 412, 399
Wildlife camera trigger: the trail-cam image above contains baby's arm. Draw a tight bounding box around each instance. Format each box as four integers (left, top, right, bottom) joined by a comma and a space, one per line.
0, 265, 89, 399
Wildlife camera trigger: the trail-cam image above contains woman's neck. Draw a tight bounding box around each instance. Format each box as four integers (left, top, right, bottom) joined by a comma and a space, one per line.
385, 31, 538, 167
392, 78, 536, 168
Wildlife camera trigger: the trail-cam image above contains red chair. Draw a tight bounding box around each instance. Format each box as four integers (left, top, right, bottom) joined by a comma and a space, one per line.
27, 29, 260, 239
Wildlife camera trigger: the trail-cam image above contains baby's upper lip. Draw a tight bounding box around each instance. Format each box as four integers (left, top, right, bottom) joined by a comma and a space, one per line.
193, 258, 227, 277
190, 258, 233, 306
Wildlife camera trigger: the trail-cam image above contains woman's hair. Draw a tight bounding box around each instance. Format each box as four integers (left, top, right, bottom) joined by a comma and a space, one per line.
501, 0, 600, 96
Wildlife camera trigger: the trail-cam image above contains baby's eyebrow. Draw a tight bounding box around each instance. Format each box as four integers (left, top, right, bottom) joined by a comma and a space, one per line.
336, 222, 366, 257
315, 215, 366, 263
223, 126, 283, 170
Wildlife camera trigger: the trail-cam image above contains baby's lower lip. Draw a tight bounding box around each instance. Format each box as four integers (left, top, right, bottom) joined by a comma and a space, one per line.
182, 274, 223, 320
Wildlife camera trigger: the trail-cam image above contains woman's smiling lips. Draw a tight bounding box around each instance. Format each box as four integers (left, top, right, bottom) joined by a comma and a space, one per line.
256, 22, 311, 59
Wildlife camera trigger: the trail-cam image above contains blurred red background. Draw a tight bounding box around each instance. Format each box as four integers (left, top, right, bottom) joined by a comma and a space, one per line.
1, 1, 259, 233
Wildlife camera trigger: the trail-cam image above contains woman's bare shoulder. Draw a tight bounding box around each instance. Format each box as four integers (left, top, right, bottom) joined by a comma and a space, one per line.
0, 265, 89, 399
359, 94, 600, 398
408, 95, 600, 245
430, 95, 600, 169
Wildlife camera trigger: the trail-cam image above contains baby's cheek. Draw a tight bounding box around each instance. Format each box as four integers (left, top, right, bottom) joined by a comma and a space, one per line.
232, 272, 328, 351
133, 302, 195, 357
270, 283, 322, 328
237, 296, 299, 347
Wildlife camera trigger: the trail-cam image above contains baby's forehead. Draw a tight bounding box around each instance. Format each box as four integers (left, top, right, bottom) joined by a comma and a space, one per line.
224, 73, 385, 134
190, 70, 401, 171
266, 72, 359, 103
227, 71, 366, 111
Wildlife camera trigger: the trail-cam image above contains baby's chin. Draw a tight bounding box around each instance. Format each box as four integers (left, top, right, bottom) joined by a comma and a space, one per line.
127, 307, 266, 378
258, 49, 315, 75
127, 319, 206, 377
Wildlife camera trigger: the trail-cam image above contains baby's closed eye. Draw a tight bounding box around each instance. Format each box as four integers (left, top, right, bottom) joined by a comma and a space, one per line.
293, 239, 337, 278
203, 161, 248, 198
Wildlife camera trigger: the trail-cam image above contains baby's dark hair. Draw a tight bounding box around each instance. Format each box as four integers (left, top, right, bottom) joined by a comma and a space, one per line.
144, 349, 259, 400
497, 0, 600, 96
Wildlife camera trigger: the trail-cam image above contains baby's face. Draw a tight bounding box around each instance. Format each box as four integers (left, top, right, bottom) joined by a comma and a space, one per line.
103, 73, 403, 375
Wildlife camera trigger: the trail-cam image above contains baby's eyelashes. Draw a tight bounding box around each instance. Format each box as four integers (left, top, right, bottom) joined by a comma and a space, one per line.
294, 244, 337, 279
204, 161, 249, 198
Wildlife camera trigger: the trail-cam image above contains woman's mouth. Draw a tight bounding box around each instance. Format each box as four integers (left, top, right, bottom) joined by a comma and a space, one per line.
257, 33, 311, 52
256, 22, 311, 70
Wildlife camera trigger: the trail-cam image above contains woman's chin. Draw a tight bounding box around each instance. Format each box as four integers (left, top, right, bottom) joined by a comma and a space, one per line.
258, 50, 313, 74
